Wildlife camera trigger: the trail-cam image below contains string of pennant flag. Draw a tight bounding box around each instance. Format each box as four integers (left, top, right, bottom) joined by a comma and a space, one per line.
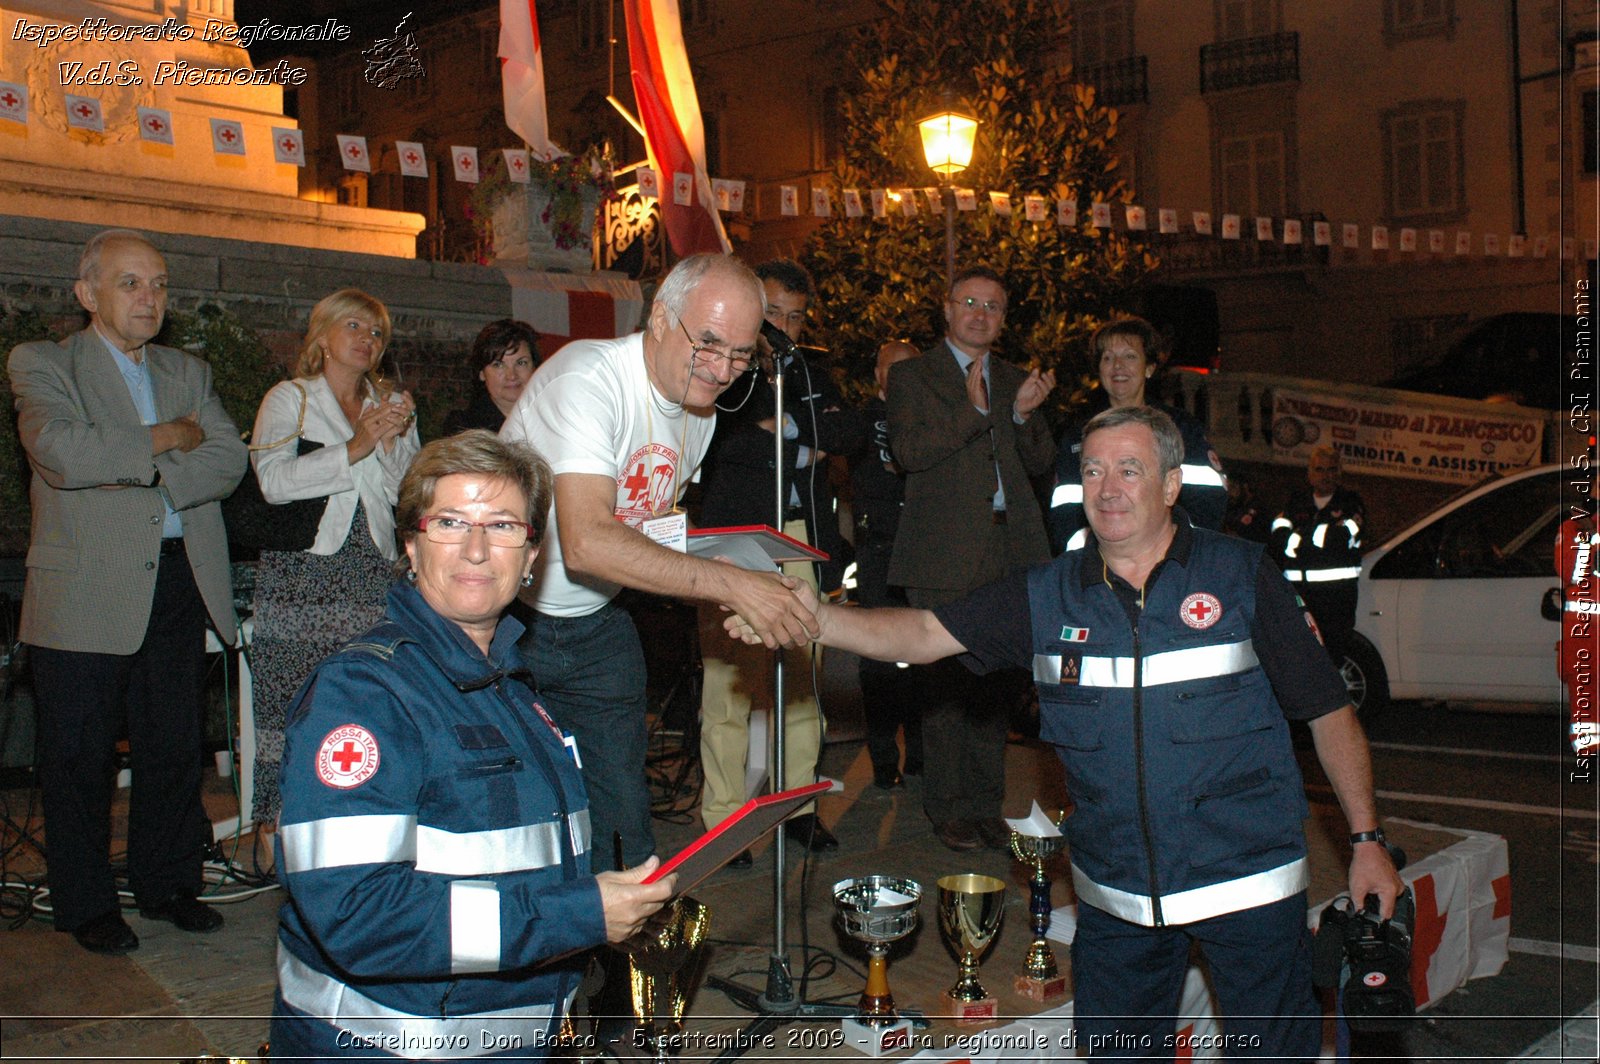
6, 78, 1593, 263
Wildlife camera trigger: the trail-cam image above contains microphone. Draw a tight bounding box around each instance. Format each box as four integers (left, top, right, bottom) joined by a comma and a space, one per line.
761, 318, 799, 359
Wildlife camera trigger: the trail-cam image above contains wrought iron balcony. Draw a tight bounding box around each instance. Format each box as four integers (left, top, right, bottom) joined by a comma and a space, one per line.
1076, 55, 1149, 108
1200, 31, 1299, 93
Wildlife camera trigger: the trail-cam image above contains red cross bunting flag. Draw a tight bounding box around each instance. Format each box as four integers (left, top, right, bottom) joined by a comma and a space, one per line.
336, 134, 371, 172
64, 94, 104, 132
396, 140, 428, 178
1158, 207, 1179, 234
452, 145, 480, 183
1193, 210, 1213, 235
209, 118, 245, 156
1220, 213, 1241, 239
1283, 218, 1303, 244
137, 107, 174, 145
990, 191, 1012, 217
636, 166, 660, 198
779, 185, 798, 216
1124, 204, 1146, 230
1057, 198, 1077, 226
673, 170, 694, 206
898, 189, 918, 217
1025, 195, 1047, 222
1090, 201, 1112, 228
811, 187, 831, 217
271, 127, 305, 166
954, 188, 977, 212
843, 188, 864, 217
0, 81, 27, 125
504, 148, 531, 183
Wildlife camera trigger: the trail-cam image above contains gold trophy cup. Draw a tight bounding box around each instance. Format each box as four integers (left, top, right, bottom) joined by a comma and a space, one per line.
936, 873, 1006, 1025
1009, 824, 1069, 1002
627, 895, 711, 1062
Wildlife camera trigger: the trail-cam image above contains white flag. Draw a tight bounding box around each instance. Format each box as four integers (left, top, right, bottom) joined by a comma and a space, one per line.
870, 189, 887, 218
1158, 208, 1178, 234
1483, 233, 1501, 256
843, 189, 864, 217
1282, 218, 1302, 244
451, 146, 480, 183
0, 81, 28, 125
1090, 201, 1112, 228
271, 127, 305, 166
396, 141, 428, 178
673, 171, 694, 206
990, 191, 1012, 217
637, 168, 660, 198
897, 190, 918, 217
779, 185, 798, 216
336, 134, 371, 172
1341, 223, 1360, 249
1124, 205, 1146, 230
1398, 228, 1417, 252
64, 94, 104, 132
811, 187, 832, 217
1454, 231, 1472, 255
1220, 214, 1241, 240
1254, 216, 1273, 241
954, 188, 978, 212
1371, 226, 1390, 250
1025, 195, 1047, 222
504, 149, 531, 183
1192, 211, 1213, 235
138, 107, 174, 145
1057, 199, 1077, 226
1313, 221, 1331, 245
209, 118, 245, 155
1427, 230, 1445, 253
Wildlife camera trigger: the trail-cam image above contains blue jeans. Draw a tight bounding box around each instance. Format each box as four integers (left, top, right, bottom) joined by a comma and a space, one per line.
517, 602, 654, 871
1072, 892, 1321, 1060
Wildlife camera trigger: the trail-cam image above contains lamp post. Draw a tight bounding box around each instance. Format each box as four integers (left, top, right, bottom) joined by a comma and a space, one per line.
917, 107, 978, 285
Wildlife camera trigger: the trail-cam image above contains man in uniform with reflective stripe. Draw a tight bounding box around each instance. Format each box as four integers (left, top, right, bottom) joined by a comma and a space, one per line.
728, 406, 1401, 1057
1270, 446, 1365, 666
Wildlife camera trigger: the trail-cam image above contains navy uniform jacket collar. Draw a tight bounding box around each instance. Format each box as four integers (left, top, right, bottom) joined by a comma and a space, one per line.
384, 582, 530, 689
1077, 507, 1197, 591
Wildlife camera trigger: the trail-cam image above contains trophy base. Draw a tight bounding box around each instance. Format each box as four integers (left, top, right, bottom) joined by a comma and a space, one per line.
1014, 973, 1069, 1003
941, 991, 998, 1026
842, 1015, 917, 1056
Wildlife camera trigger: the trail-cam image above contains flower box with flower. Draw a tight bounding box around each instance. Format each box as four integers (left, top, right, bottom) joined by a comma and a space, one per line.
476, 145, 617, 272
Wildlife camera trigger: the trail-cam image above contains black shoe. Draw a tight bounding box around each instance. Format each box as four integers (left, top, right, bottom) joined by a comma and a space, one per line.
934, 819, 983, 853
726, 849, 753, 869
974, 817, 1012, 851
71, 910, 139, 955
872, 766, 904, 790
139, 894, 224, 933
784, 813, 839, 852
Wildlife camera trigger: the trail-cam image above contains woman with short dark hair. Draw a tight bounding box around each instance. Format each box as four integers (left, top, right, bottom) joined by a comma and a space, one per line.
442, 318, 541, 435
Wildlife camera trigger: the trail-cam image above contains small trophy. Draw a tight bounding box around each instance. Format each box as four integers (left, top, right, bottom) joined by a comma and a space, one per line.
936, 873, 1006, 1025
626, 895, 711, 1062
1007, 802, 1069, 1002
834, 875, 927, 1056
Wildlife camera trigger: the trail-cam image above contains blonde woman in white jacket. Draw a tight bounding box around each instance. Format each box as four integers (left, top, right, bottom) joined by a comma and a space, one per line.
247, 288, 419, 827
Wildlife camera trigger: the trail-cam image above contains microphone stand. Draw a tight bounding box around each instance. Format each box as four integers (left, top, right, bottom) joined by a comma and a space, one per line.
706, 330, 853, 1058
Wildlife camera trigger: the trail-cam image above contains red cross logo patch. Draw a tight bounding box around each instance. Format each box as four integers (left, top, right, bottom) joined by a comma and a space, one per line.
316, 724, 380, 789
1180, 592, 1222, 629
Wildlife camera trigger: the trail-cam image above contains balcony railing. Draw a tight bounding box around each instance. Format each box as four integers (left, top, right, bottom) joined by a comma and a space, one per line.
1200, 31, 1299, 93
1076, 55, 1149, 108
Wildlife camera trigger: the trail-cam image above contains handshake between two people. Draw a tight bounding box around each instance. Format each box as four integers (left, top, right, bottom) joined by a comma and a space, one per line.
719, 573, 825, 649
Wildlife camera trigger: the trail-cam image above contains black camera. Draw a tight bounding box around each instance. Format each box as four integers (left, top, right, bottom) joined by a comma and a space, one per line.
1312, 885, 1416, 1032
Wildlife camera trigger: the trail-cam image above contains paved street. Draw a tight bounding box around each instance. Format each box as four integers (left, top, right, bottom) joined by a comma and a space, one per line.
1298, 700, 1599, 1061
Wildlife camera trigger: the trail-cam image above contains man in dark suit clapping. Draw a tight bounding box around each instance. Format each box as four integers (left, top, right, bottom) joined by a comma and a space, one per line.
886, 266, 1056, 851
8, 229, 246, 954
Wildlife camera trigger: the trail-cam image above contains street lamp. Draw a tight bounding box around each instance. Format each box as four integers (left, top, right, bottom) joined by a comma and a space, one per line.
917, 106, 978, 284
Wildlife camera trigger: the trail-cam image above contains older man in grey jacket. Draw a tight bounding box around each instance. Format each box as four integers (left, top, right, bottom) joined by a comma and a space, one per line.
9, 229, 246, 954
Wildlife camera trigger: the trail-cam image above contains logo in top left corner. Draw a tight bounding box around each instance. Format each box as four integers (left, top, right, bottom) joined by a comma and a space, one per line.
317, 724, 381, 789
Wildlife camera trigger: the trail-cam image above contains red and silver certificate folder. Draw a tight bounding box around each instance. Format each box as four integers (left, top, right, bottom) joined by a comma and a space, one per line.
686, 524, 829, 572
642, 780, 832, 896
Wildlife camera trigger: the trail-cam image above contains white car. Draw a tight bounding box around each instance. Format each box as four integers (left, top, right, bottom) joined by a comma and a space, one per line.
1344, 463, 1565, 714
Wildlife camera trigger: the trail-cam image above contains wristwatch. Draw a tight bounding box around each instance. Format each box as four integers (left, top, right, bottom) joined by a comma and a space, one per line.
1349, 827, 1387, 846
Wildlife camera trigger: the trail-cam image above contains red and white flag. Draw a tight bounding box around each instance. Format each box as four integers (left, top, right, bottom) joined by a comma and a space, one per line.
0, 81, 28, 125
452, 146, 480, 183
271, 127, 305, 166
209, 118, 245, 155
337, 134, 371, 172
65, 94, 104, 132
138, 107, 174, 145
504, 148, 531, 183
624, 0, 729, 255
499, 0, 562, 160
397, 140, 428, 178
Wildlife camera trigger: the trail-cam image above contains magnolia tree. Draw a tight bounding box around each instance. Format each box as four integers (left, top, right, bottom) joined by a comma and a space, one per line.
801, 0, 1156, 405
